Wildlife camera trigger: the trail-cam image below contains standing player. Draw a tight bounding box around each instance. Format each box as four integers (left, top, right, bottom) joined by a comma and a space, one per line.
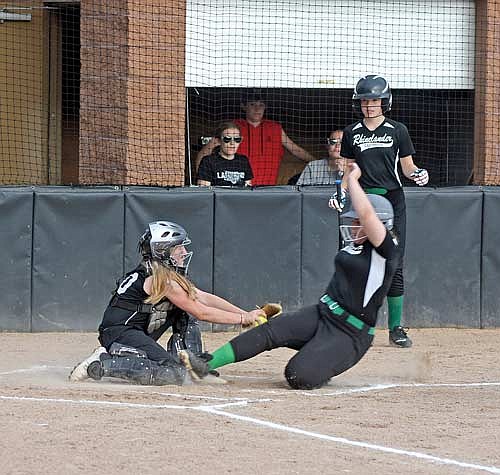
330, 74, 429, 348
182, 163, 401, 389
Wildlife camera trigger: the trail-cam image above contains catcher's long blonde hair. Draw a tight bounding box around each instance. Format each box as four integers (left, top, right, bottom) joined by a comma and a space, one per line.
145, 260, 196, 305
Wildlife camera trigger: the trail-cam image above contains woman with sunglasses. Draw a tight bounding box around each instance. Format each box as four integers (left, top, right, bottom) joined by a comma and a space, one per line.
296, 129, 346, 185
197, 121, 253, 187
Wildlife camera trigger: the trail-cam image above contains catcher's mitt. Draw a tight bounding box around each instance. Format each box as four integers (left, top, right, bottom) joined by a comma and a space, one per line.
248, 302, 283, 328
259, 302, 283, 319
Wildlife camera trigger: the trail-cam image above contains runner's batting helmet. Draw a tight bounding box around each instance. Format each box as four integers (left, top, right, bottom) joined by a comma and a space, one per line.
340, 195, 394, 243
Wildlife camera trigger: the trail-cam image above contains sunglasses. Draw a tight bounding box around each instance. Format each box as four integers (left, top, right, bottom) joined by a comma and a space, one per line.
326, 138, 341, 146
221, 136, 242, 144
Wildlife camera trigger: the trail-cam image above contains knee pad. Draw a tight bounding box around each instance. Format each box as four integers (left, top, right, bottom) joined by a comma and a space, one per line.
284, 362, 325, 390
388, 267, 404, 297
108, 342, 148, 359
183, 317, 203, 354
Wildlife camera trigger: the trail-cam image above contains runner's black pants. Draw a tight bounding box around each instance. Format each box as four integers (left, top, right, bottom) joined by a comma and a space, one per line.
229, 305, 374, 390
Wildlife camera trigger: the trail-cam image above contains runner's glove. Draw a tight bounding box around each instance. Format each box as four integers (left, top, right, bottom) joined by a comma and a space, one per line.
410, 168, 429, 186
328, 188, 347, 212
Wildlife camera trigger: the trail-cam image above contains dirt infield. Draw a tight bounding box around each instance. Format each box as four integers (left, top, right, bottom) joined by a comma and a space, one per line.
1, 329, 499, 475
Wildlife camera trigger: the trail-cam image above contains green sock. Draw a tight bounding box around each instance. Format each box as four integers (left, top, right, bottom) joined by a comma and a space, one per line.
387, 295, 404, 330
208, 342, 236, 371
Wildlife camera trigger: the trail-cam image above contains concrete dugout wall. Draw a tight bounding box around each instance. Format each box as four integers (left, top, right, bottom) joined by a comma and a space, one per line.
0, 186, 497, 331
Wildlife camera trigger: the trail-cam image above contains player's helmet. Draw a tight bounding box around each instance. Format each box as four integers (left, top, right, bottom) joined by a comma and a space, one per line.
340, 195, 394, 243
138, 221, 193, 272
352, 75, 392, 115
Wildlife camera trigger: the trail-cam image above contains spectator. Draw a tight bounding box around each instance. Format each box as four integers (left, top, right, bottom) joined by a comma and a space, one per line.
196, 91, 315, 185
297, 129, 346, 185
197, 122, 253, 187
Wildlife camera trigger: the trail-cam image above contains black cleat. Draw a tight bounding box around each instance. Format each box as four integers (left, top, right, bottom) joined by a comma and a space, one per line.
389, 326, 413, 348
87, 360, 104, 380
68, 347, 107, 382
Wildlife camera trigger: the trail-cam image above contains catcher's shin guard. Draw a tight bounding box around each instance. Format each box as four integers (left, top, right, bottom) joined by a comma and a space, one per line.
89, 355, 188, 386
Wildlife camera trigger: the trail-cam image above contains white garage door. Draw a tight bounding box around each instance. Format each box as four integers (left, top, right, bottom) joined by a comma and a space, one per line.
186, 0, 475, 89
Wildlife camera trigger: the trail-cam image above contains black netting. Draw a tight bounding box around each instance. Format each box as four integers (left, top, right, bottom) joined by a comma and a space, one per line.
0, 1, 497, 186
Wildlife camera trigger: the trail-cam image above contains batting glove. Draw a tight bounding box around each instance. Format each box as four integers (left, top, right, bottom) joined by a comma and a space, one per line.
328, 188, 347, 212
411, 168, 429, 186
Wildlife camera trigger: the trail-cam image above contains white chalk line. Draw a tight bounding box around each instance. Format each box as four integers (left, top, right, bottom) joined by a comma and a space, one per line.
0, 365, 71, 376
197, 406, 500, 474
238, 381, 500, 397
1, 388, 499, 473
151, 391, 274, 403
224, 374, 275, 380
0, 394, 254, 411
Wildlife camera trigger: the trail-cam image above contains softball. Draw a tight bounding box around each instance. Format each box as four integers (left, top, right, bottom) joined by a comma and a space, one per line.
252, 315, 268, 327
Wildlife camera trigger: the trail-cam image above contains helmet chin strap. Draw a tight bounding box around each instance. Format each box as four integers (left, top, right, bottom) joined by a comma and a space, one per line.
363, 112, 385, 120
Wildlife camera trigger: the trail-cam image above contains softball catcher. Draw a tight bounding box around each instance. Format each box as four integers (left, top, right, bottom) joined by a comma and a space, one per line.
69, 220, 264, 385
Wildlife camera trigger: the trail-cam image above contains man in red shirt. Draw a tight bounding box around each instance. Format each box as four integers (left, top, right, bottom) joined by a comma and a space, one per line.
196, 93, 315, 185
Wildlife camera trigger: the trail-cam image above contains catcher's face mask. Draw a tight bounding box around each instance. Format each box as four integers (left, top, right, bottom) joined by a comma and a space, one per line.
168, 242, 193, 272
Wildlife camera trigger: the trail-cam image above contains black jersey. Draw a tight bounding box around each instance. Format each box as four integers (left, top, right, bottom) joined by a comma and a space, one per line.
322, 231, 400, 327
100, 265, 171, 332
197, 152, 253, 186
341, 118, 415, 191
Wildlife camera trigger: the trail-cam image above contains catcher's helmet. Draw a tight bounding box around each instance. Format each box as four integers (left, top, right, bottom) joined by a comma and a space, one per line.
139, 221, 193, 272
352, 75, 392, 115
340, 194, 394, 243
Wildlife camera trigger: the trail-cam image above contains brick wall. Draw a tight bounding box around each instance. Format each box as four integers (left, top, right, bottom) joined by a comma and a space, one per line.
79, 0, 186, 185
474, 0, 500, 185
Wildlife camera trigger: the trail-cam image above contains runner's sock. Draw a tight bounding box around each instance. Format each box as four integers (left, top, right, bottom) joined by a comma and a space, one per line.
208, 342, 236, 370
388, 295, 404, 330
